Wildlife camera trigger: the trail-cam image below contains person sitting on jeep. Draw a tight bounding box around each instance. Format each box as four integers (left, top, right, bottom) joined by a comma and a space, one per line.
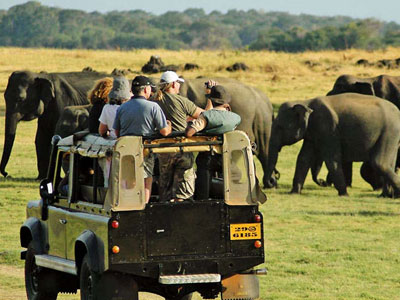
98, 76, 132, 188
185, 85, 241, 200
154, 71, 211, 202
113, 75, 172, 203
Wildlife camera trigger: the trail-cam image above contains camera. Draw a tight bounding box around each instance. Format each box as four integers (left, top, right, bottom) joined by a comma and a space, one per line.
204, 81, 212, 89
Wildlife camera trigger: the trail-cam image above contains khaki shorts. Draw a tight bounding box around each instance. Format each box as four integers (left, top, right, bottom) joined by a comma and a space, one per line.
143, 153, 155, 178
157, 152, 195, 201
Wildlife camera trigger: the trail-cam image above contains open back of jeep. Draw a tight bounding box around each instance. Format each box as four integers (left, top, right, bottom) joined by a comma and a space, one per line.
21, 131, 266, 300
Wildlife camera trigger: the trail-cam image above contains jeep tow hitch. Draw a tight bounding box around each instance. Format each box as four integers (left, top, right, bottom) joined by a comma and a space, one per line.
241, 268, 268, 275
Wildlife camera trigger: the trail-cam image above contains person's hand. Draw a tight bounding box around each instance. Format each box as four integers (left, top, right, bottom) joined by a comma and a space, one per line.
222, 103, 231, 111
205, 80, 217, 93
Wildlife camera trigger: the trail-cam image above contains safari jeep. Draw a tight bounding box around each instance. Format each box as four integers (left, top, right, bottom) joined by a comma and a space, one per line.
20, 131, 267, 300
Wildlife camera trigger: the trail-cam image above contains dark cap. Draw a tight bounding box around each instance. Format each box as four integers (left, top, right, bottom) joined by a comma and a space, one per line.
206, 85, 231, 105
131, 75, 155, 88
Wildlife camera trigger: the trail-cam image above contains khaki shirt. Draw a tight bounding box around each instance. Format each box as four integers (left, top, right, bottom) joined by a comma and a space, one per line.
156, 93, 197, 131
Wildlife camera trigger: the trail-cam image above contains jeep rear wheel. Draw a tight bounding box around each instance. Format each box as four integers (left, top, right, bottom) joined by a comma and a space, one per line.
80, 254, 100, 300
25, 242, 58, 300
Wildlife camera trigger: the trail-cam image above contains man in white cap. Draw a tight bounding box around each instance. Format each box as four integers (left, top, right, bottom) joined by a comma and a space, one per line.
154, 71, 207, 202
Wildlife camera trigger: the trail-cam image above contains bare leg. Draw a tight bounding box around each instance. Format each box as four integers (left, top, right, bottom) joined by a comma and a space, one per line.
145, 177, 153, 203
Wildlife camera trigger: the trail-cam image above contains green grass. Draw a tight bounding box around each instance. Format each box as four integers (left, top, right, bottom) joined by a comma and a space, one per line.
0, 47, 400, 299
1, 121, 399, 300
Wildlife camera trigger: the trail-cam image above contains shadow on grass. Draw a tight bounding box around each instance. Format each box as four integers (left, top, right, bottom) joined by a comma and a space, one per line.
0, 177, 38, 189
0, 177, 38, 182
303, 210, 400, 217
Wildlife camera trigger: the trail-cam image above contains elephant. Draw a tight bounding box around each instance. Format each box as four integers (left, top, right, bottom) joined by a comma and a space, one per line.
264, 93, 400, 197
320, 74, 400, 189
327, 74, 400, 109
1, 70, 109, 179
179, 77, 277, 188
54, 104, 92, 138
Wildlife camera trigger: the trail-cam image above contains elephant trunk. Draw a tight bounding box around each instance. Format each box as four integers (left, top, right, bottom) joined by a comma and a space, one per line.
0, 113, 20, 177
264, 135, 281, 188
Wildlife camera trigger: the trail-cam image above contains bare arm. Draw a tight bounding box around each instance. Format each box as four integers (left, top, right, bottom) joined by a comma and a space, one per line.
185, 126, 197, 137
204, 98, 213, 111
203, 80, 217, 111
191, 107, 204, 119
98, 122, 109, 137
159, 120, 172, 136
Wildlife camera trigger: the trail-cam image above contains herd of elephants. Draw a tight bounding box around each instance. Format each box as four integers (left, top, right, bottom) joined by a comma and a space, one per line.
1, 68, 400, 197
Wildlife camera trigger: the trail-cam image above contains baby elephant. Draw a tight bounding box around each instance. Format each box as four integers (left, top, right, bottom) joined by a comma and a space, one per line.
265, 93, 400, 197
54, 104, 92, 137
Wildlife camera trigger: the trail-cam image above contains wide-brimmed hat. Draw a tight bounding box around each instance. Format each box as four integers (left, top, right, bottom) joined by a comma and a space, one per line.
206, 85, 231, 105
108, 76, 131, 101
160, 71, 185, 84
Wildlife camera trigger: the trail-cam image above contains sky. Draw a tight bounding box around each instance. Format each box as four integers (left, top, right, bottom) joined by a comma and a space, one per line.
1, 0, 400, 24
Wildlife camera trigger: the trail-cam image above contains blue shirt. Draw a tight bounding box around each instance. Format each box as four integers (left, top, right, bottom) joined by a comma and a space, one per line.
113, 96, 167, 137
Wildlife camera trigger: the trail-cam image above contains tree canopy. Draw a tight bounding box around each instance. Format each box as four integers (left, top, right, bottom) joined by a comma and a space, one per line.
1, 1, 399, 52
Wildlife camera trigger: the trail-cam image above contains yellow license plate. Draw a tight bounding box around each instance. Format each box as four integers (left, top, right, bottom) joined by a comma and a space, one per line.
230, 223, 261, 240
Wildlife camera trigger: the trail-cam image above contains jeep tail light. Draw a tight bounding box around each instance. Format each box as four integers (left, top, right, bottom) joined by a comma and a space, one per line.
254, 240, 262, 249
254, 214, 261, 222
111, 220, 119, 229
112, 246, 120, 254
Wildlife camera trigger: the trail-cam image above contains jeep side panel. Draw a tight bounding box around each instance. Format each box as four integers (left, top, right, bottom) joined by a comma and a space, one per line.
66, 208, 109, 270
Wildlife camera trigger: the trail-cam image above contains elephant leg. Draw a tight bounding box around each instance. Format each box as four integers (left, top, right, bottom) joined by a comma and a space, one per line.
325, 172, 333, 186
255, 136, 279, 188
360, 162, 383, 190
371, 147, 400, 197
291, 141, 314, 194
311, 154, 328, 187
35, 128, 52, 180
343, 161, 353, 187
326, 160, 352, 187
322, 143, 347, 196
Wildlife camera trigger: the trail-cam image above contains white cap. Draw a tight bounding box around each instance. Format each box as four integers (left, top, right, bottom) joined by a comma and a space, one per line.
160, 71, 185, 84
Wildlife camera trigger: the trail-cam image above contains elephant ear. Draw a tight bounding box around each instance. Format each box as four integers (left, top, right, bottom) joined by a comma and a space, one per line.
354, 81, 375, 96
35, 77, 55, 106
292, 104, 313, 140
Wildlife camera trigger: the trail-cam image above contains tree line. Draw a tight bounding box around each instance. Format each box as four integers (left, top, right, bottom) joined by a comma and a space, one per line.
1, 1, 399, 52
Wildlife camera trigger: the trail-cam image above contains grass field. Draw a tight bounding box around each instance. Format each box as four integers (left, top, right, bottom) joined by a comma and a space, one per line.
0, 47, 399, 299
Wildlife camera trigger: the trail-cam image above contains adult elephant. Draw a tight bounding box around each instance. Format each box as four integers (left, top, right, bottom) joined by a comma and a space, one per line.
264, 93, 400, 197
1, 70, 108, 179
327, 74, 400, 108
323, 74, 400, 189
179, 77, 277, 188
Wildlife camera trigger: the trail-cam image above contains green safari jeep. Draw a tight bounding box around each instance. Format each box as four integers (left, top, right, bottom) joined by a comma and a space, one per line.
20, 130, 267, 300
